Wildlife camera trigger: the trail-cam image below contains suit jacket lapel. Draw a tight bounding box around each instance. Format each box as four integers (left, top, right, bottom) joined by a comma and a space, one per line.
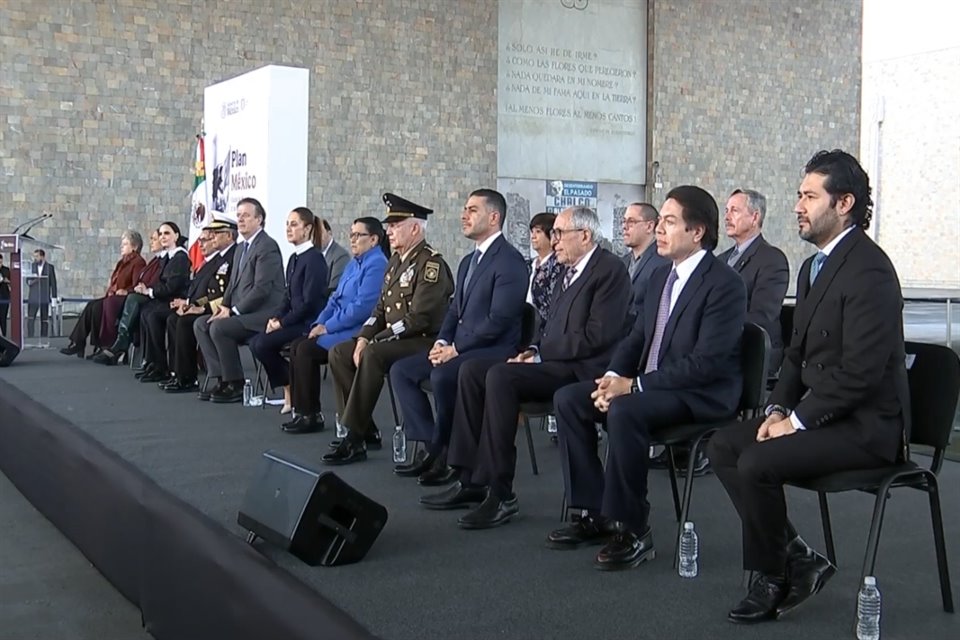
733, 235, 765, 273
461, 236, 503, 309
658, 255, 711, 356
792, 229, 862, 339
384, 241, 423, 293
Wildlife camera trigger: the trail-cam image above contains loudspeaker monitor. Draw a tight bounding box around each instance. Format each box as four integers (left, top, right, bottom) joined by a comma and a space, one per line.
0, 335, 20, 367
238, 450, 388, 566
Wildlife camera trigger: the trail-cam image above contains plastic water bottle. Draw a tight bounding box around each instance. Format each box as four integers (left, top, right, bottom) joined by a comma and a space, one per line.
242, 379, 253, 406
392, 425, 407, 463
678, 521, 699, 578
856, 576, 881, 640
547, 415, 558, 434
335, 412, 347, 439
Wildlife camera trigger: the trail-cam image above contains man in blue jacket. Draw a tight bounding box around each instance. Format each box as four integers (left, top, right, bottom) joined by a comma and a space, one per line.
391, 189, 529, 484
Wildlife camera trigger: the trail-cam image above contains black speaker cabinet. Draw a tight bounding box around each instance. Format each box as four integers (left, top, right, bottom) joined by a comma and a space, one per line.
0, 335, 20, 367
238, 450, 388, 566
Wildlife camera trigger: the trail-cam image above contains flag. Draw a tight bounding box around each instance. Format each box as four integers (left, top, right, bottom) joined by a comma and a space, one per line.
188, 132, 209, 271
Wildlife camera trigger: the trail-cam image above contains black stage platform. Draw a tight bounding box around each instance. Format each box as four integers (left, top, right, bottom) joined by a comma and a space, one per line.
1, 345, 957, 639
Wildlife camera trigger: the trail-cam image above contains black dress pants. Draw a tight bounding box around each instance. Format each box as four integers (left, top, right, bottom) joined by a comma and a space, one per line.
708, 418, 887, 574
69, 297, 105, 348
288, 336, 329, 415
448, 359, 579, 499
167, 312, 203, 382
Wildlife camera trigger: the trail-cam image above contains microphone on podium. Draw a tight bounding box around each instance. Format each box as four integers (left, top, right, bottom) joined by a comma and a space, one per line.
15, 213, 53, 237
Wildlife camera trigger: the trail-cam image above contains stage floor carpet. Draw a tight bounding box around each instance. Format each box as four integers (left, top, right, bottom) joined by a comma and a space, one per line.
1, 342, 958, 639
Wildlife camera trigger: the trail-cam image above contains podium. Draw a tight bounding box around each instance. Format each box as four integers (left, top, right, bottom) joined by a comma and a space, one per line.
0, 234, 61, 350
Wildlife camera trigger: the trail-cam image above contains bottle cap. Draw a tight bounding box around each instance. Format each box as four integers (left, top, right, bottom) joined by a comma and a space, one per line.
683, 521, 694, 531
864, 576, 876, 586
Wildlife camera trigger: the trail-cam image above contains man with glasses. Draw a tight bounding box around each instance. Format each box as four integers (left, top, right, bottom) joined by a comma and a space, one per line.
323, 193, 454, 466
161, 219, 237, 392
622, 202, 669, 326
194, 198, 285, 403
390, 189, 529, 484
420, 206, 630, 529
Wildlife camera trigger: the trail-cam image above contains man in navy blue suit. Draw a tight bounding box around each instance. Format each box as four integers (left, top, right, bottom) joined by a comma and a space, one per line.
391, 189, 529, 484
547, 185, 746, 571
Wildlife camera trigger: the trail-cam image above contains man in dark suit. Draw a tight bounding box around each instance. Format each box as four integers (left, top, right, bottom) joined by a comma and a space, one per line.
391, 189, 529, 484
708, 150, 909, 623
622, 202, 669, 326
160, 220, 236, 392
0, 254, 10, 336
324, 193, 455, 465
320, 219, 350, 294
194, 197, 285, 403
718, 189, 789, 373
420, 206, 631, 529
27, 249, 57, 338
546, 186, 746, 570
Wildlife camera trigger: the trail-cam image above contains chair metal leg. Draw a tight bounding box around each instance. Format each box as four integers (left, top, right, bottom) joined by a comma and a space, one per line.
818, 492, 837, 566
560, 494, 568, 521
674, 434, 710, 568
860, 483, 892, 585
925, 475, 955, 612
386, 376, 400, 426
665, 446, 682, 522
521, 415, 538, 475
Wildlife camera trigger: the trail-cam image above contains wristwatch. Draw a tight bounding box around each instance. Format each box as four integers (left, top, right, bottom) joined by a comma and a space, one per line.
630, 377, 639, 394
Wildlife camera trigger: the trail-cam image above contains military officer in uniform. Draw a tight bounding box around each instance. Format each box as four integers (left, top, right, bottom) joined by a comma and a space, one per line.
161, 218, 237, 392
324, 193, 454, 465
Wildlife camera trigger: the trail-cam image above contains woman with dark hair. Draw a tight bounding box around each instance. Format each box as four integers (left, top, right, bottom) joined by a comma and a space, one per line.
94, 221, 191, 366
249, 207, 330, 412
281, 216, 389, 433
60, 230, 147, 358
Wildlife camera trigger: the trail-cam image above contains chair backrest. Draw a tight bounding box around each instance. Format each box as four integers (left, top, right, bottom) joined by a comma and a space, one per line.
739, 322, 771, 415
905, 341, 960, 455
519, 302, 538, 347
779, 303, 795, 347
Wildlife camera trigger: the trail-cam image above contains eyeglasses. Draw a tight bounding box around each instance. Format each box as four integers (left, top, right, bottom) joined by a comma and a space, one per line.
349, 232, 372, 240
550, 227, 585, 240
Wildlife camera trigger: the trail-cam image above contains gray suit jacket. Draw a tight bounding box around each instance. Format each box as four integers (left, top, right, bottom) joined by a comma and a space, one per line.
222, 230, 285, 330
717, 234, 789, 372
324, 240, 351, 294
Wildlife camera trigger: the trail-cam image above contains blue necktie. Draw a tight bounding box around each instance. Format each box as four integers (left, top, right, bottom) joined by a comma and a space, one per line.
809, 252, 827, 286
463, 250, 480, 290
645, 268, 679, 374
237, 241, 249, 272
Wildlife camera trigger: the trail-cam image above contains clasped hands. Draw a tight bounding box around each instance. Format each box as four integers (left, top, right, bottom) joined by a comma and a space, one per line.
756, 413, 797, 442
428, 342, 458, 366
590, 375, 633, 413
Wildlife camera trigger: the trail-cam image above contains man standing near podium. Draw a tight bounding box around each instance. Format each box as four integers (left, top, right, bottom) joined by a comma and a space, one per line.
27, 249, 57, 338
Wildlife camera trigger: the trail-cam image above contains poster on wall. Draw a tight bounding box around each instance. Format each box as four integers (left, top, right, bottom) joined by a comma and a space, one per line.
192, 65, 309, 266
498, 177, 645, 257
497, 0, 647, 184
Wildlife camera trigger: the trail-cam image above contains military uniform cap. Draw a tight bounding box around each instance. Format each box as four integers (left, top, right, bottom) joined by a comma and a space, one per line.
202, 217, 238, 232
382, 192, 433, 223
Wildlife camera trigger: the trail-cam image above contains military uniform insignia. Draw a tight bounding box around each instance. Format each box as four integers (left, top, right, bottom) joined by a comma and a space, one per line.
216, 262, 229, 275
424, 261, 440, 283
363, 317, 376, 326
399, 266, 415, 288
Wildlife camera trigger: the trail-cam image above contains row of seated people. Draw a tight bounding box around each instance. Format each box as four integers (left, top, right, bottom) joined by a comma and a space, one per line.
63, 149, 908, 626
304, 151, 905, 625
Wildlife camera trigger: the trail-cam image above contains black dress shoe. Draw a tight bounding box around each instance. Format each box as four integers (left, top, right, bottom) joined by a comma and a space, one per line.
85, 347, 103, 360
728, 573, 788, 624
140, 369, 168, 383
282, 414, 325, 434
419, 482, 486, 511
394, 450, 434, 477
210, 381, 244, 403
163, 378, 198, 393
321, 437, 367, 465
594, 526, 656, 571
198, 381, 222, 402
329, 429, 382, 451
417, 460, 457, 486
546, 515, 617, 549
59, 343, 83, 357
458, 494, 519, 530
92, 349, 123, 366
134, 363, 158, 379
776, 537, 836, 617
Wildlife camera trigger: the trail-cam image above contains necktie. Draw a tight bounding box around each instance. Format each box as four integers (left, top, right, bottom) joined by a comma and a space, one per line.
463, 249, 480, 290
809, 252, 827, 286
562, 266, 577, 291
237, 242, 249, 272
727, 247, 741, 267
644, 268, 679, 374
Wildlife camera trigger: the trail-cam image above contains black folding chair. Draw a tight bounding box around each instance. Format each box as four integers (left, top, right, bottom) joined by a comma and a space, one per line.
785, 341, 957, 613
661, 322, 770, 561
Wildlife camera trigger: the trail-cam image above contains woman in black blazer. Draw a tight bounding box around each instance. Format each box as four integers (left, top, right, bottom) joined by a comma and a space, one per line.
94, 221, 191, 365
